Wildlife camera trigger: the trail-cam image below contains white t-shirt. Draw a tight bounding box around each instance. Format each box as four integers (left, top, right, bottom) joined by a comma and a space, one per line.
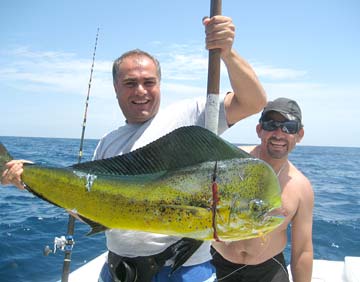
93, 97, 229, 266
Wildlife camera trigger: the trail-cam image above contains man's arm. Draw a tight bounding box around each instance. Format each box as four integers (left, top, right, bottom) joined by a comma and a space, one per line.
290, 178, 314, 282
222, 50, 267, 125
203, 16, 267, 125
238, 145, 256, 155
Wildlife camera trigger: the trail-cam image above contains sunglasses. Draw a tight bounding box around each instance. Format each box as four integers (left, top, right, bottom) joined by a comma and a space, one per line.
261, 120, 300, 134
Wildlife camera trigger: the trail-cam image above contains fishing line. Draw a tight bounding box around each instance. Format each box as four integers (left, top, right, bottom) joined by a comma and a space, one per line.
61, 27, 100, 282
78, 27, 100, 163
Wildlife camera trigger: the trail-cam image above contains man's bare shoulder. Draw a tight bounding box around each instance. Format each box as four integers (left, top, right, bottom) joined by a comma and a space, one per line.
239, 145, 256, 155
290, 162, 311, 183
288, 162, 314, 197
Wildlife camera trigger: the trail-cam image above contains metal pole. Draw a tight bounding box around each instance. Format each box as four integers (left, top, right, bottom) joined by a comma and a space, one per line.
205, 0, 222, 134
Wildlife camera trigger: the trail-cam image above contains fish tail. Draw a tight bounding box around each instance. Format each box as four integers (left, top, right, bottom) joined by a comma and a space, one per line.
0, 143, 13, 173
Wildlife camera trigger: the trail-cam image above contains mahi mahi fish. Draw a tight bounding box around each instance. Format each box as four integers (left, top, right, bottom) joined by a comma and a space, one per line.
0, 126, 284, 241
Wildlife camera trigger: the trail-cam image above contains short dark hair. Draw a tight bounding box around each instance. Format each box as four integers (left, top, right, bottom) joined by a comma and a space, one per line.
112, 49, 161, 84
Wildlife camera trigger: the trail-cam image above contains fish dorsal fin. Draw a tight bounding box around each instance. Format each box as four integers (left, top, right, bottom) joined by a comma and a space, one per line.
71, 126, 251, 176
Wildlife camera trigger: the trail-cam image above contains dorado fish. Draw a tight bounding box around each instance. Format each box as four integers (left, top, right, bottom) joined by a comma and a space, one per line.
0, 126, 283, 241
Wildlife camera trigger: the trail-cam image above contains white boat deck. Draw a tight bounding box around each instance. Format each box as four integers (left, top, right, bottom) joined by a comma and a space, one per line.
65, 253, 360, 282
288, 257, 359, 282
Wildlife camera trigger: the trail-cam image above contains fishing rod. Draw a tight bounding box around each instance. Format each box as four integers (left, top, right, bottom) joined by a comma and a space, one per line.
77, 28, 99, 164
205, 0, 222, 134
61, 27, 100, 282
43, 28, 100, 282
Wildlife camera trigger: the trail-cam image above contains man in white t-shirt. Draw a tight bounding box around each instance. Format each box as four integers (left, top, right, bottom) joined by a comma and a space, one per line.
2, 15, 266, 282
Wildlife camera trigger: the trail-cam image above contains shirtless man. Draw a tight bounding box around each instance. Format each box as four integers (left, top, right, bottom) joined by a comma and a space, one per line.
211, 98, 314, 282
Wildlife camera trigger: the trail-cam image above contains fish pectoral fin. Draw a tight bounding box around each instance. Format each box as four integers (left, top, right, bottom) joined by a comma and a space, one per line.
170, 238, 203, 274
76, 214, 109, 236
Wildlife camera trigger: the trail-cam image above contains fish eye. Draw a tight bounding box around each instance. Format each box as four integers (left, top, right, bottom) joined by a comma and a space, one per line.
249, 199, 263, 209
249, 199, 267, 217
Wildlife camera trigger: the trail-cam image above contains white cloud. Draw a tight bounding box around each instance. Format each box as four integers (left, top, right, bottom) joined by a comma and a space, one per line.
0, 47, 112, 97
252, 63, 308, 80
154, 42, 208, 82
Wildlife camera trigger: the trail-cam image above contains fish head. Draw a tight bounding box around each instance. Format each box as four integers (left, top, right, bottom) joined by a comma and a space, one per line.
214, 158, 285, 241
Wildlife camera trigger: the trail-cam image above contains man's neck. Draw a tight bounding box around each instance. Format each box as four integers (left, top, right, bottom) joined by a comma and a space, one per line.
255, 145, 288, 177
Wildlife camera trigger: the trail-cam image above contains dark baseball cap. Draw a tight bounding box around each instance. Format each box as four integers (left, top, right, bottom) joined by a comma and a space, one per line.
260, 98, 302, 125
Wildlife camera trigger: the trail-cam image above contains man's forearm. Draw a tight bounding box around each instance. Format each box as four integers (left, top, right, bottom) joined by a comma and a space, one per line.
291, 251, 313, 282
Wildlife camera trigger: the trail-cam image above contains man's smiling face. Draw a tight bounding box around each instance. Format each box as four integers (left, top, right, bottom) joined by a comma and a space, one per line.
257, 111, 304, 160
114, 54, 161, 124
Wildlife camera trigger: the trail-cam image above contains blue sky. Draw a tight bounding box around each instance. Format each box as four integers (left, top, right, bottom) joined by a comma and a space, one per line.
1, 0, 359, 147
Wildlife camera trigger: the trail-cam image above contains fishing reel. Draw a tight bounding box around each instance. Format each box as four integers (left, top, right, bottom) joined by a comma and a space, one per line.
43, 235, 75, 256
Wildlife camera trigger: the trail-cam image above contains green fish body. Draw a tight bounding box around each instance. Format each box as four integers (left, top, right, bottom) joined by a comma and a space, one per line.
0, 126, 283, 241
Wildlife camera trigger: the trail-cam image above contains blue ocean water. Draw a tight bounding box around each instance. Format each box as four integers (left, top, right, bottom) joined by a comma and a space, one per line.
0, 136, 359, 282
